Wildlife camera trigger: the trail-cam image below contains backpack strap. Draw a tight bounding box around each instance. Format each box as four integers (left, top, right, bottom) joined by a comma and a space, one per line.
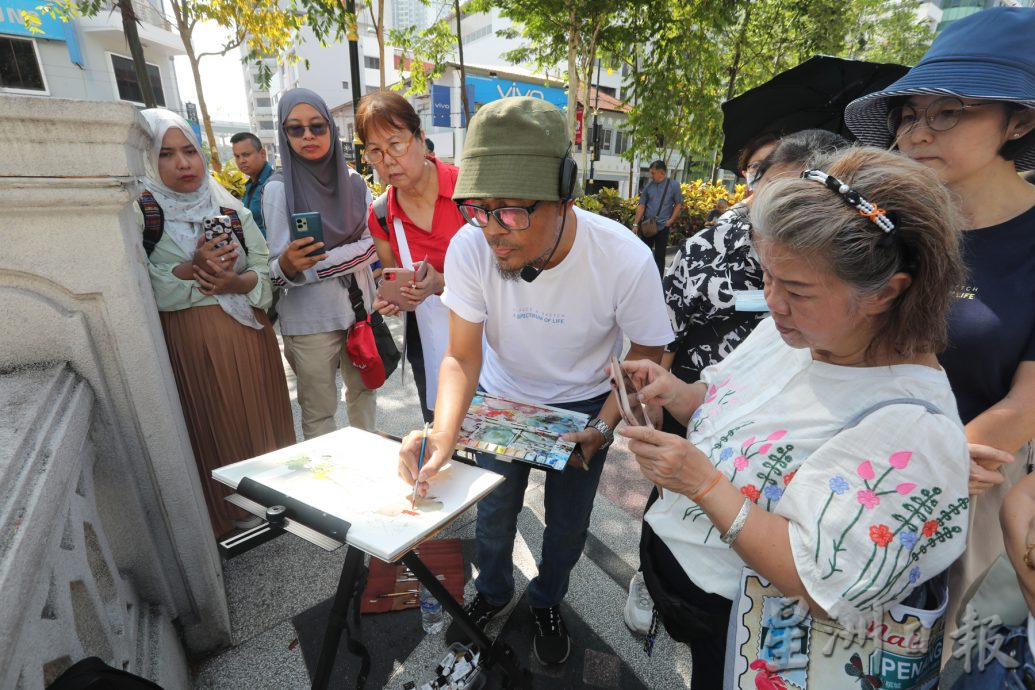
137, 192, 250, 257
220, 206, 249, 255
837, 397, 945, 434
137, 190, 164, 256
372, 191, 390, 236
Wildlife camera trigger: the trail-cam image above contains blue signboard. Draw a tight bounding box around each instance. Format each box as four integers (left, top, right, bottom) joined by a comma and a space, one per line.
431, 84, 450, 128
0, 0, 83, 65
465, 74, 567, 111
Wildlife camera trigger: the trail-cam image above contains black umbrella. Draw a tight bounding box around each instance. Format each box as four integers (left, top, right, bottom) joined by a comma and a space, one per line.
720, 55, 909, 172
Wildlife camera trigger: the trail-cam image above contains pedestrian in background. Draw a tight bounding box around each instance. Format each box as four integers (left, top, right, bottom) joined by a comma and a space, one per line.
232, 131, 274, 237
631, 160, 684, 276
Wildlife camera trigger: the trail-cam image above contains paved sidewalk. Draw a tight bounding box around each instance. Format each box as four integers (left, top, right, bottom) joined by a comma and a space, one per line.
191, 315, 694, 689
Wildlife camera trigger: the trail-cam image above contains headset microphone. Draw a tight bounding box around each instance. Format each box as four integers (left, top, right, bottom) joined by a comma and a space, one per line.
520, 209, 567, 282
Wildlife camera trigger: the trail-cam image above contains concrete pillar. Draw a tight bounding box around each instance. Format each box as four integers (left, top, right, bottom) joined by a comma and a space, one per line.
0, 96, 232, 683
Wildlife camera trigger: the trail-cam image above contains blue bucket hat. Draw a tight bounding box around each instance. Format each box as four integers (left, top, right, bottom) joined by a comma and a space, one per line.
844, 7, 1035, 171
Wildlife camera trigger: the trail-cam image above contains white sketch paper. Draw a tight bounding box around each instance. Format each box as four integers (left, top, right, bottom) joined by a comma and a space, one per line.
212, 427, 504, 561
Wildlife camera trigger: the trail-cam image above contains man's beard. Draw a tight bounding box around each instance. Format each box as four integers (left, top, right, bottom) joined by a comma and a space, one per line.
492, 228, 561, 281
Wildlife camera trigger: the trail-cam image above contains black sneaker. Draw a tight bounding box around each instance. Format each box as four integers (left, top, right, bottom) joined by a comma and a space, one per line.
530, 604, 571, 666
445, 592, 512, 645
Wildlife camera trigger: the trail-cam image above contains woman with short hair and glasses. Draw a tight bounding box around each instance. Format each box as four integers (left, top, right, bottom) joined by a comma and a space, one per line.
846, 6, 1035, 655
356, 91, 466, 423
264, 88, 379, 438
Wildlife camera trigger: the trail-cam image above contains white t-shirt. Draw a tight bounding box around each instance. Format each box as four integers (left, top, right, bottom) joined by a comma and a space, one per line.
442, 206, 674, 404
645, 318, 970, 627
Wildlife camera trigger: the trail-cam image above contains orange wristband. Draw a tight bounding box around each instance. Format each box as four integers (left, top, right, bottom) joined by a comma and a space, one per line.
691, 471, 722, 503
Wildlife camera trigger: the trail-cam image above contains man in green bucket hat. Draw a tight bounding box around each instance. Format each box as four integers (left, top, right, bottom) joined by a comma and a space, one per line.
396, 96, 673, 664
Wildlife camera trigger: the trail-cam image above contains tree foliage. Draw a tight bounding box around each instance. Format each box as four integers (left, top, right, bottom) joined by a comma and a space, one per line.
389, 19, 457, 95
619, 0, 934, 174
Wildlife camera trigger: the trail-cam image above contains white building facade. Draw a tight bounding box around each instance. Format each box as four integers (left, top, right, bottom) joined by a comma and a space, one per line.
0, 0, 183, 112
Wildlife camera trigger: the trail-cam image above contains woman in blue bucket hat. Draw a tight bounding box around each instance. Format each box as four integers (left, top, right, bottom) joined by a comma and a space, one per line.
847, 6, 1035, 670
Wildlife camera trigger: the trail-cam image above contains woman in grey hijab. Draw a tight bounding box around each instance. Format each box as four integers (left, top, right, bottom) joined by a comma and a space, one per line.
264, 88, 379, 438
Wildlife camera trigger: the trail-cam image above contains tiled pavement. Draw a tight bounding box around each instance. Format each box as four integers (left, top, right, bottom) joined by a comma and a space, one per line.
191, 307, 694, 689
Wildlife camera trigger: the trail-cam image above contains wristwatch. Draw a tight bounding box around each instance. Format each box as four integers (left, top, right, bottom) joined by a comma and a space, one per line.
587, 417, 615, 449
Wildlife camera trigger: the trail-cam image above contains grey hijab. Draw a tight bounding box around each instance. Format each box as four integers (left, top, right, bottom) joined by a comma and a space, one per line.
272, 88, 368, 248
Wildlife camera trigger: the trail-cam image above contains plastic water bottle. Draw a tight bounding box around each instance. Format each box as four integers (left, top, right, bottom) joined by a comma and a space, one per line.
419, 584, 446, 634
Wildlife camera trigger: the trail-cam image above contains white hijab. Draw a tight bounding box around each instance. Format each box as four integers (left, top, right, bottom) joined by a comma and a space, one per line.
141, 108, 262, 330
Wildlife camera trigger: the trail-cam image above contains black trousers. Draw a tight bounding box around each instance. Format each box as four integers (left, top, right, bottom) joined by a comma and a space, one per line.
640, 226, 669, 277
405, 311, 434, 424
640, 486, 733, 690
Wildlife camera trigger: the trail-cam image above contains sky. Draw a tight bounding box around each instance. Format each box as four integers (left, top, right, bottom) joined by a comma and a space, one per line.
173, 22, 250, 123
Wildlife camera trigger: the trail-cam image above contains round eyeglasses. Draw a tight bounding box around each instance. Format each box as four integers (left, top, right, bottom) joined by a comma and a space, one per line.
886, 97, 999, 137
457, 201, 543, 231
364, 131, 418, 164
284, 121, 329, 139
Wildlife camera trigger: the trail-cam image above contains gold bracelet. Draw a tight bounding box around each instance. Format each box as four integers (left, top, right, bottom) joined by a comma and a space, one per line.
691, 471, 722, 503
1024, 543, 1035, 570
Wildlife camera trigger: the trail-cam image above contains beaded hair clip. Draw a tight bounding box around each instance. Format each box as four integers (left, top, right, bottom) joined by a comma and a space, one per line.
800, 169, 896, 236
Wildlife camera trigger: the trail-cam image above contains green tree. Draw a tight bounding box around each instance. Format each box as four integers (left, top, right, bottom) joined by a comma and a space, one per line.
389, 19, 457, 95
620, 0, 934, 179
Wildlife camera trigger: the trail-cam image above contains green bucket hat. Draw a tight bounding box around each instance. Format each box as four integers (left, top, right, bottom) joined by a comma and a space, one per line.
453, 96, 579, 201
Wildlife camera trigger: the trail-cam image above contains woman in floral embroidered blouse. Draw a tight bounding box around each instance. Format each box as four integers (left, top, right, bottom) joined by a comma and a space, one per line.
619, 147, 971, 689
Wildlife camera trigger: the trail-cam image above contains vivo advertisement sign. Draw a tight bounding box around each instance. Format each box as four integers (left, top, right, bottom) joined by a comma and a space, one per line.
431, 84, 451, 127
465, 74, 567, 111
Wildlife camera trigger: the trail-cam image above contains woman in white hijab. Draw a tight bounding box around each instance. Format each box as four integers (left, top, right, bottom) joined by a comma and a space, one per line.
136, 108, 295, 538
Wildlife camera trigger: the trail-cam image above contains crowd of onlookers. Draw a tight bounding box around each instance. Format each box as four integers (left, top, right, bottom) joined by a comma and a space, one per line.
135, 7, 1035, 686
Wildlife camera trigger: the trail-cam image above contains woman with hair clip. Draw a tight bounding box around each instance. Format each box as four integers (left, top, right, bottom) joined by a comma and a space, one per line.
619, 146, 970, 688
845, 6, 1035, 640
624, 129, 849, 634
265, 88, 378, 438
356, 91, 466, 423
136, 108, 295, 538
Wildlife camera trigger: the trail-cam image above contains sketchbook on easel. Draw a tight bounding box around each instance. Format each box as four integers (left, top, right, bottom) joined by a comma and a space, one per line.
457, 393, 589, 472
212, 427, 504, 562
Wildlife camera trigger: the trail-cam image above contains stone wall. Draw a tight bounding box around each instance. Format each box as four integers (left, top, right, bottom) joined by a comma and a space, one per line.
0, 96, 231, 686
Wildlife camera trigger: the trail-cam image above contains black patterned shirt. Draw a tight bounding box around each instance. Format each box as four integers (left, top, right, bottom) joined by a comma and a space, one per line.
662, 206, 767, 384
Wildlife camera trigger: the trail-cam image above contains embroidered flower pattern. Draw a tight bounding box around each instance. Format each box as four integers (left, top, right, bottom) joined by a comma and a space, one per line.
922, 519, 939, 537
741, 484, 761, 502
869, 524, 893, 547
857, 489, 880, 509
719, 429, 790, 487
815, 450, 929, 584
691, 377, 735, 433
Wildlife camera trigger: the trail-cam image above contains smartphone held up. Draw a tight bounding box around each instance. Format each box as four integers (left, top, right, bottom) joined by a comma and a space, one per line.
376, 256, 429, 311
202, 215, 233, 248
290, 212, 325, 256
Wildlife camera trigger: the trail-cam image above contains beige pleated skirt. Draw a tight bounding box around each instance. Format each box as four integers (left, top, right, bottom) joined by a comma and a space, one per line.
160, 305, 296, 537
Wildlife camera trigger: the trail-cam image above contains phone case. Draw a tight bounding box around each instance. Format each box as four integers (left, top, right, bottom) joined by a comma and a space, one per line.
203, 215, 233, 248
377, 257, 430, 312
290, 212, 324, 256
610, 356, 653, 429
378, 268, 417, 311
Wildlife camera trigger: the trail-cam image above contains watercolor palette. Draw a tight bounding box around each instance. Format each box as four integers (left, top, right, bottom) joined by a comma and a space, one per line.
457, 393, 589, 471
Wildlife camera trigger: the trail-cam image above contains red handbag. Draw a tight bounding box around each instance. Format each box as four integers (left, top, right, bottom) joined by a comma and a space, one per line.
346, 316, 388, 389
344, 275, 400, 389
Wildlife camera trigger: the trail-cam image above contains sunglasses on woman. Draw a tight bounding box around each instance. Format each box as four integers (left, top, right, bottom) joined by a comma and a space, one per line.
886, 96, 998, 137
456, 201, 543, 231
283, 121, 329, 138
